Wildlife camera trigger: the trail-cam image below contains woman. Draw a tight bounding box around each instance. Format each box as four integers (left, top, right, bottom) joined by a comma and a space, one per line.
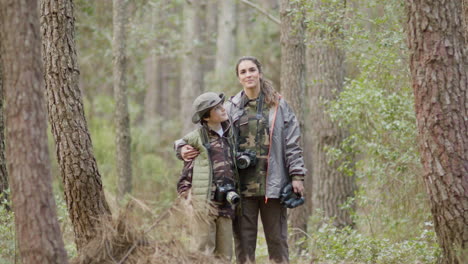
177, 56, 306, 264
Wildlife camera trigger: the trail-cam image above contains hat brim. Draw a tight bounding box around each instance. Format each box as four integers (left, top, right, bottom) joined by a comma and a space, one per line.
191, 93, 225, 123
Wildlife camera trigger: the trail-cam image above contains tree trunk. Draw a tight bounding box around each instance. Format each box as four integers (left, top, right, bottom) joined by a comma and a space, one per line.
0, 1, 68, 262
279, 0, 308, 248
215, 0, 237, 76
180, 0, 204, 133
306, 0, 355, 229
40, 0, 111, 251
463, 0, 468, 41
113, 0, 132, 199
406, 0, 468, 263
200, 0, 217, 75
0, 41, 8, 209
307, 45, 356, 228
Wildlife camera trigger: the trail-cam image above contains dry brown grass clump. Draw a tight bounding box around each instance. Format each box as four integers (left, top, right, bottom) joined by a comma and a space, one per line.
71, 197, 229, 264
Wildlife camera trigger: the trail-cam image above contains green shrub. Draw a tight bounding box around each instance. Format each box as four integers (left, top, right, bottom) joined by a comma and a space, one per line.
306, 218, 441, 264
0, 192, 15, 263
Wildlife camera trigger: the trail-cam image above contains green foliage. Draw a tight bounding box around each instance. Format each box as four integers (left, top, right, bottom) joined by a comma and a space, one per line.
55, 194, 77, 258
0, 191, 15, 263
305, 218, 441, 263
85, 95, 181, 204
300, 0, 432, 244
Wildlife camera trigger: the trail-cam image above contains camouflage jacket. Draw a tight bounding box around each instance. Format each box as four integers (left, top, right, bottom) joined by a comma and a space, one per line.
235, 94, 270, 197
176, 121, 238, 218
225, 90, 307, 199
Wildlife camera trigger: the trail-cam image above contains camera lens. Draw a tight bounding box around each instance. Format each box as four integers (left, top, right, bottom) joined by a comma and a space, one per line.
226, 191, 240, 206
237, 155, 251, 169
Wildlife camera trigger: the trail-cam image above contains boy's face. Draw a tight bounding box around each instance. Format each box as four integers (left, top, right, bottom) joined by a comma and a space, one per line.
204, 103, 228, 124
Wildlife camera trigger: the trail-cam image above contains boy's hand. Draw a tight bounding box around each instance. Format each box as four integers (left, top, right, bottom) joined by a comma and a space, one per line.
292, 180, 304, 197
181, 145, 200, 161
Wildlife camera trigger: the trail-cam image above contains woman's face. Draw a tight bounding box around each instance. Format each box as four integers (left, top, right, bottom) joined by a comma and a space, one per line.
237, 60, 262, 90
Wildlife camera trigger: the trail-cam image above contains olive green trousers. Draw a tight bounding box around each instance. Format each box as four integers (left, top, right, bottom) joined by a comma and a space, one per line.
192, 215, 233, 260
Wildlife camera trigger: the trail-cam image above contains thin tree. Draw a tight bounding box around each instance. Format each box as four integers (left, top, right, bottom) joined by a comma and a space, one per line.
215, 0, 237, 77
279, 0, 308, 246
180, 0, 204, 133
0, 0, 68, 262
0, 42, 8, 209
40, 0, 111, 250
307, 0, 356, 228
406, 0, 468, 263
113, 0, 132, 199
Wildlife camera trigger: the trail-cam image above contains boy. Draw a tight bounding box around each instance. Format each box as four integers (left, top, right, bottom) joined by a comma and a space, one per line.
176, 92, 239, 260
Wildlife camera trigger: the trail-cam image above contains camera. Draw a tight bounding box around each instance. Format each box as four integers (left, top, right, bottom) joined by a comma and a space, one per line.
279, 183, 304, 208
214, 183, 240, 206
236, 149, 257, 169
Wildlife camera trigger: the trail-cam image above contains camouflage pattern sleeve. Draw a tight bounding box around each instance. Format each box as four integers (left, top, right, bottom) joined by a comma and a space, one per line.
177, 160, 194, 196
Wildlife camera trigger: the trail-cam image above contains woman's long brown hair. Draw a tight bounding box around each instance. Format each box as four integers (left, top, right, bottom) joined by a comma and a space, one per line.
235, 56, 279, 106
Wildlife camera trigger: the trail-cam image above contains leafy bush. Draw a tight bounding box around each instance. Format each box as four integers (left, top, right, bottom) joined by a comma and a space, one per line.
304, 218, 441, 264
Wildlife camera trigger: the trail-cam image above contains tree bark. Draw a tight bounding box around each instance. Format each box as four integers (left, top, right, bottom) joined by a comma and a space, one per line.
307, 0, 356, 228
463, 0, 468, 42
40, 0, 111, 251
215, 0, 237, 76
180, 0, 204, 133
0, 40, 8, 209
113, 0, 132, 199
279, 0, 308, 247
406, 0, 468, 263
0, 1, 68, 262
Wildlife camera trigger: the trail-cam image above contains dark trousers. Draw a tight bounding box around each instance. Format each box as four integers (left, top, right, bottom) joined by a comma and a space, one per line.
233, 197, 289, 264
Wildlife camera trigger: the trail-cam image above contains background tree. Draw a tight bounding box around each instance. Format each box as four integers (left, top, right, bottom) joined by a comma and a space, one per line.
306, 0, 356, 228
279, 0, 308, 246
215, 0, 237, 79
40, 0, 111, 251
0, 42, 8, 209
0, 0, 68, 262
406, 0, 468, 263
113, 0, 132, 199
180, 0, 204, 133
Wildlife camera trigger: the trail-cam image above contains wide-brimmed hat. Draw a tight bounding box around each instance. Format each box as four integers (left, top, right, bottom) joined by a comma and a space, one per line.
191, 92, 225, 124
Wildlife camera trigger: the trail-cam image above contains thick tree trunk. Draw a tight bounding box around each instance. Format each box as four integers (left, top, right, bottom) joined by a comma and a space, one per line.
307, 45, 355, 228
407, 0, 468, 263
279, 0, 308, 247
307, 0, 355, 229
215, 0, 237, 76
113, 0, 132, 199
180, 0, 204, 133
40, 0, 111, 250
0, 43, 8, 209
0, 1, 68, 262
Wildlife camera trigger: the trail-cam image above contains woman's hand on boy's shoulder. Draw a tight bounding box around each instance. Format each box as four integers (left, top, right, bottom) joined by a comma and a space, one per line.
181, 145, 200, 161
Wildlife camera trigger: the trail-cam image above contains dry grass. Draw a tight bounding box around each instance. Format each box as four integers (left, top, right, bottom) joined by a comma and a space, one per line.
70, 196, 228, 264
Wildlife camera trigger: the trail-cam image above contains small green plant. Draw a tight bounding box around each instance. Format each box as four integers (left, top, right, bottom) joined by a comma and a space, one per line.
0, 191, 16, 263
